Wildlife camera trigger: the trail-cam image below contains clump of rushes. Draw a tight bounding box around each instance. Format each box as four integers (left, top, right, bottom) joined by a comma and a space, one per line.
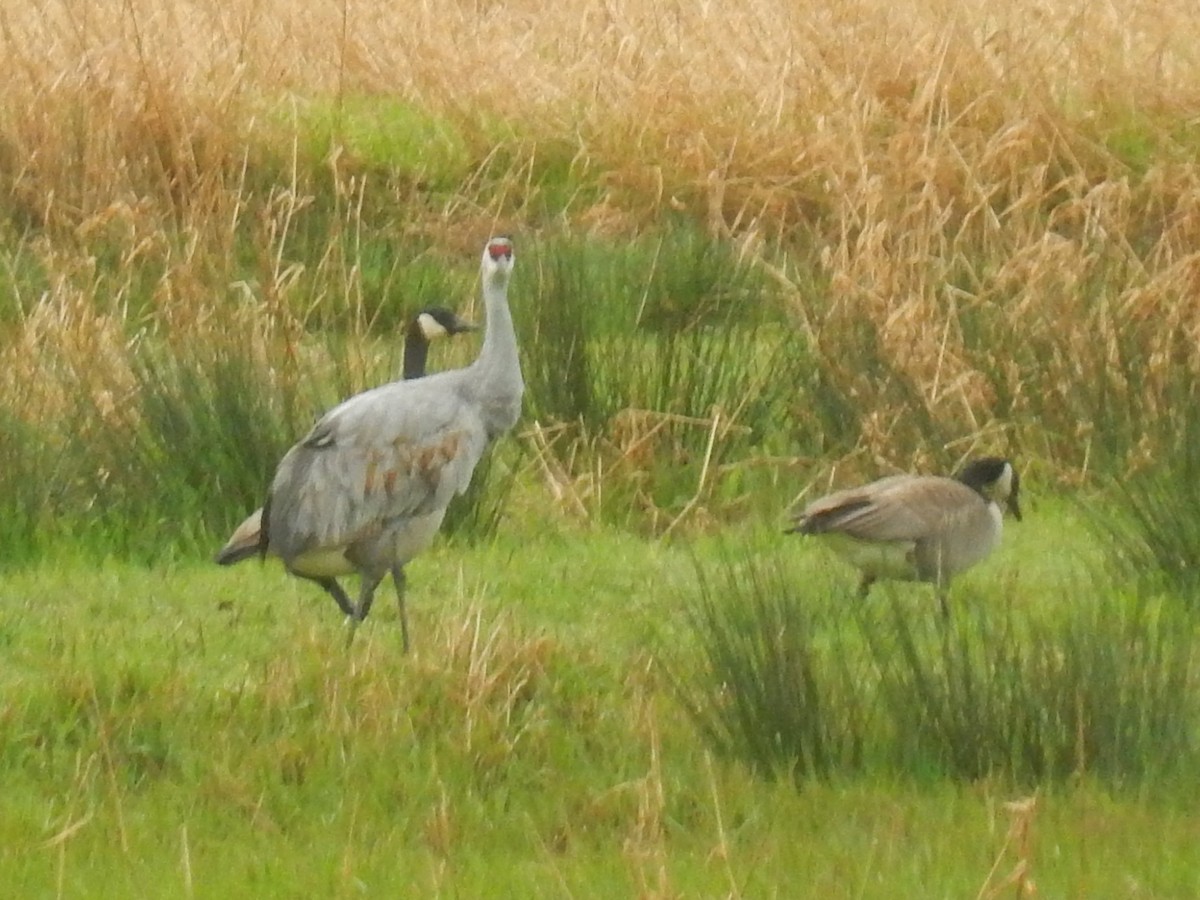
858, 588, 1198, 783
675, 552, 1199, 787
0, 413, 57, 561
1088, 369, 1200, 598
673, 550, 866, 782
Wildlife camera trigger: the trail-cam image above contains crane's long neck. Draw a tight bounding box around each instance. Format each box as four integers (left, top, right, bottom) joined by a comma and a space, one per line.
402, 324, 429, 380
470, 268, 524, 433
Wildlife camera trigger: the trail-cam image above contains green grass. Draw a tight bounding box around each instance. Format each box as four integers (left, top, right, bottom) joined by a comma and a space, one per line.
287, 95, 472, 190
2, 512, 1199, 897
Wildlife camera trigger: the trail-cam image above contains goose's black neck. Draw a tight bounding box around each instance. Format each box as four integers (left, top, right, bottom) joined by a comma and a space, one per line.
403, 321, 430, 380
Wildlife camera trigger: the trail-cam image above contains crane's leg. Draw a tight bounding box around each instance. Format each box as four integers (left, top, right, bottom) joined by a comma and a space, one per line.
354, 571, 386, 622
310, 576, 356, 618
341, 571, 386, 650
390, 564, 410, 654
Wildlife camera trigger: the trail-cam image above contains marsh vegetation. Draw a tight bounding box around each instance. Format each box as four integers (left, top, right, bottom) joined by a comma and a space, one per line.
2, 0, 1200, 894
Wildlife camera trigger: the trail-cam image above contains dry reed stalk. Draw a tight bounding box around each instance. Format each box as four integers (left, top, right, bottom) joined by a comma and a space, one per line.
526, 420, 592, 519
660, 407, 723, 539
416, 607, 552, 755
977, 794, 1039, 900
702, 752, 741, 899
1, 277, 138, 428
622, 656, 675, 900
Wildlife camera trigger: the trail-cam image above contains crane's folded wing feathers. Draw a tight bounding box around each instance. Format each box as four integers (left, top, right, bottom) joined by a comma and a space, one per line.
266, 379, 488, 560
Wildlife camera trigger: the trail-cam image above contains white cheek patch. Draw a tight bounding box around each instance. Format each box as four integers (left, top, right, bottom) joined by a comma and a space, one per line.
993, 462, 1013, 501
418, 313, 449, 340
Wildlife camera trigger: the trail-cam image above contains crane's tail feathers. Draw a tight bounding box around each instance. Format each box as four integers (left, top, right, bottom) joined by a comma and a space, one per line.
214, 541, 260, 566
258, 496, 273, 560
216, 506, 267, 566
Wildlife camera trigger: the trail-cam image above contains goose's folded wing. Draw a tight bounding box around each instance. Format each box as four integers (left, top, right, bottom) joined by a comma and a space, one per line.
800, 476, 977, 542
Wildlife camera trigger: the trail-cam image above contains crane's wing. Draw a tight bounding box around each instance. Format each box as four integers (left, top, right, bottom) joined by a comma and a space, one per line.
798, 475, 978, 542
264, 378, 489, 561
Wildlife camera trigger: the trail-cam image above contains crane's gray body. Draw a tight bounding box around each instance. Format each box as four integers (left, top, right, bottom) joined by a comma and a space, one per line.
216, 307, 478, 568
254, 239, 523, 645
266, 361, 520, 580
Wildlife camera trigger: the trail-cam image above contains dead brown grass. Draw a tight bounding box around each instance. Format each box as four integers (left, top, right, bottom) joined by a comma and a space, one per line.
3, 0, 1200, 509
4, 0, 1198, 229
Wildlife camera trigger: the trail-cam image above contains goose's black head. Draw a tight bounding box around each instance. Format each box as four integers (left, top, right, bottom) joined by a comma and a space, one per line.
957, 456, 1021, 521
412, 307, 478, 341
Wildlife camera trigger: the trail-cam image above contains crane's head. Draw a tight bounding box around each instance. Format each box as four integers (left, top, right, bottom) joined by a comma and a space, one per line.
413, 307, 478, 341
481, 236, 515, 285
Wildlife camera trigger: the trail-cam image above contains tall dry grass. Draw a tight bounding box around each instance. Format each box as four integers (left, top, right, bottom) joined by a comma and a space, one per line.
3, 0, 1200, 548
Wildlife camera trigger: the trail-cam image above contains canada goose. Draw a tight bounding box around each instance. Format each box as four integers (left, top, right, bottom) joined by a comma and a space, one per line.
249, 237, 523, 652
787, 457, 1021, 614
401, 307, 478, 379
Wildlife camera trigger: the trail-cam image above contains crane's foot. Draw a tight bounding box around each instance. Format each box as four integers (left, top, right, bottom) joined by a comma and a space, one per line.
343, 614, 363, 649
354, 571, 386, 623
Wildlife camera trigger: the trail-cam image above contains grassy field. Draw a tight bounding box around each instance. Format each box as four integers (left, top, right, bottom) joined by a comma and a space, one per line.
2, 514, 1199, 897
4, 0, 1200, 895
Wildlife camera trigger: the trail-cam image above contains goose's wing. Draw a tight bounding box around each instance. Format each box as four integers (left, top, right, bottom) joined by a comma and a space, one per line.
264, 377, 487, 561
799, 475, 978, 542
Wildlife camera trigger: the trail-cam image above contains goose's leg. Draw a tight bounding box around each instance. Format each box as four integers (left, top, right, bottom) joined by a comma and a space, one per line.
857, 573, 876, 599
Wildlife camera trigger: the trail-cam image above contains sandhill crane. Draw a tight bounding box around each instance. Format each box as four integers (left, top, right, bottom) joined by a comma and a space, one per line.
215, 306, 478, 567
228, 238, 522, 651
787, 457, 1021, 616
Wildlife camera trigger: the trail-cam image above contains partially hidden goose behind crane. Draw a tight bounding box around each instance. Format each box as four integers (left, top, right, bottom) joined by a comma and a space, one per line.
229, 237, 523, 651
787, 457, 1021, 616
215, 306, 478, 569
400, 306, 479, 380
